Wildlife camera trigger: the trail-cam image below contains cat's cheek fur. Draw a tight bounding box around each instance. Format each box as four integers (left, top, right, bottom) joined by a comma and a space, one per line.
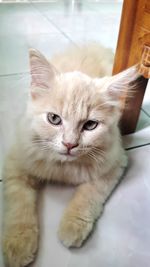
82, 124, 110, 149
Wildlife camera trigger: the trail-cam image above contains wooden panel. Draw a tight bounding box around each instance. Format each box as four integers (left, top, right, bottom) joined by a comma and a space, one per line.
119, 78, 148, 134
138, 45, 150, 78
113, 0, 150, 135
127, 0, 150, 67
145, 1, 150, 13
113, 0, 138, 74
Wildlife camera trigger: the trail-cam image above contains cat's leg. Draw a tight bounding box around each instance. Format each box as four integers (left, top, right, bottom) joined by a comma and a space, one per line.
58, 165, 125, 248
2, 158, 39, 267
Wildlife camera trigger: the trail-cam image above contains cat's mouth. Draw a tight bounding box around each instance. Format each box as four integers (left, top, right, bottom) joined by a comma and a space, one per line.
59, 151, 76, 157
58, 151, 77, 161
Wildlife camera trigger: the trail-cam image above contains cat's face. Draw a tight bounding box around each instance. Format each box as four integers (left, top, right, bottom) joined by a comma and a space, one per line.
28, 49, 139, 162
29, 72, 116, 162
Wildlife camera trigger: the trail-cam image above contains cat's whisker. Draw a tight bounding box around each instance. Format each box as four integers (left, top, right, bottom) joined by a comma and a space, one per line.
92, 148, 105, 156
87, 148, 105, 164
31, 139, 61, 151
87, 153, 100, 164
27, 143, 49, 151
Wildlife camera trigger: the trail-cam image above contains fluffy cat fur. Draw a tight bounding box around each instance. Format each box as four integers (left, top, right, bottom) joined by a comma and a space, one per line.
2, 43, 140, 267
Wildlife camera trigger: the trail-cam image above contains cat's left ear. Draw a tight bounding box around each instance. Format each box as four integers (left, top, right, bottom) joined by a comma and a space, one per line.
29, 48, 59, 90
107, 65, 142, 102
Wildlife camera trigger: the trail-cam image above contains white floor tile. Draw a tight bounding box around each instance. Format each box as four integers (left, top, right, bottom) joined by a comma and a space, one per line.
0, 3, 71, 75
0, 4, 59, 36
0, 32, 71, 76
123, 126, 150, 150
33, 2, 122, 51
136, 110, 150, 132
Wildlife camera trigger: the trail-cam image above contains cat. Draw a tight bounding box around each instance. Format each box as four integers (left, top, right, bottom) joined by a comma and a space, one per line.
2, 43, 140, 267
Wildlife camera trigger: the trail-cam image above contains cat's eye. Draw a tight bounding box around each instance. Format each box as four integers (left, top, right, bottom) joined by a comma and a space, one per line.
83, 120, 98, 131
47, 113, 62, 125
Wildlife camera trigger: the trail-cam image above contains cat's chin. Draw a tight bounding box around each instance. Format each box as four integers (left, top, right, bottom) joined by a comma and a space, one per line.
58, 153, 78, 162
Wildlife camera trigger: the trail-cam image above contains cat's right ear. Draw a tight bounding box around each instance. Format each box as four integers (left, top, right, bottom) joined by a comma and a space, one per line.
29, 49, 59, 98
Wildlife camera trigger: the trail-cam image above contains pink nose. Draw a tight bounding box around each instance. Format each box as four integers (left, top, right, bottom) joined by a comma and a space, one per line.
62, 142, 79, 150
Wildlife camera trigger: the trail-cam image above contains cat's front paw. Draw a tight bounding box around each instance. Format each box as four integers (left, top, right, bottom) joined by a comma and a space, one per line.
3, 224, 38, 267
58, 215, 93, 248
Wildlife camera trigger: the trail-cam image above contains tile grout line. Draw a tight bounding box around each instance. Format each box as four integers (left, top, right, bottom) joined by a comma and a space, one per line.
141, 108, 150, 118
0, 71, 30, 78
125, 142, 150, 151
28, 0, 78, 47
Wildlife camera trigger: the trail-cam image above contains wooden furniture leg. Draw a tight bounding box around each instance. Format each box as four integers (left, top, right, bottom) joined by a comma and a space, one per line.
113, 0, 150, 135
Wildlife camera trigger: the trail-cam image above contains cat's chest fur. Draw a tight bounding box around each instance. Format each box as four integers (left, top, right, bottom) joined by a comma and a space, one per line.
26, 156, 99, 185
23, 146, 126, 186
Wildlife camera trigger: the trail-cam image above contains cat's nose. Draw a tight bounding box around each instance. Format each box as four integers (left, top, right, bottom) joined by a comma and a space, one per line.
62, 142, 79, 150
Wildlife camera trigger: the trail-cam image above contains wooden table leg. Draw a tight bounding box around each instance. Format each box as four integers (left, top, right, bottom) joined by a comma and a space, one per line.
119, 77, 148, 135
113, 0, 149, 135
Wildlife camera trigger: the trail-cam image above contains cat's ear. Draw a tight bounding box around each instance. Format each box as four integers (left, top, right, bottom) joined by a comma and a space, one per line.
29, 48, 59, 91
107, 65, 142, 102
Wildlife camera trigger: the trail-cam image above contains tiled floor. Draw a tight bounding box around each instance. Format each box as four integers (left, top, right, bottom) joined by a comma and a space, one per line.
0, 1, 150, 267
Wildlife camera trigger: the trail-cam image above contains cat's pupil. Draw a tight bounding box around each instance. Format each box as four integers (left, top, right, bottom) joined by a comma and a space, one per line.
83, 120, 98, 131
52, 114, 57, 121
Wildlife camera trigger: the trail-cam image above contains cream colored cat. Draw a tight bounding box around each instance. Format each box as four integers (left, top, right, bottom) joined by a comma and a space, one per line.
2, 44, 139, 267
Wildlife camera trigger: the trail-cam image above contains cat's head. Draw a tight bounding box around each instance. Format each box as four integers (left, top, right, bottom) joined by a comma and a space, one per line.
27, 49, 140, 162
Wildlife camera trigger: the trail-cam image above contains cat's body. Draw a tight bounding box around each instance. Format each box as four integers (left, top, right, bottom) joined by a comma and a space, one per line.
2, 44, 139, 267
51, 43, 113, 76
